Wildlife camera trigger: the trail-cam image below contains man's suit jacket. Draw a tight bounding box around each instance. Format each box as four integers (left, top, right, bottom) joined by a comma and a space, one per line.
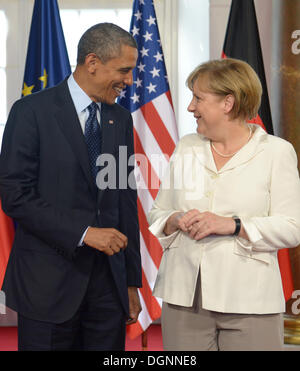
0, 79, 142, 323
148, 125, 300, 314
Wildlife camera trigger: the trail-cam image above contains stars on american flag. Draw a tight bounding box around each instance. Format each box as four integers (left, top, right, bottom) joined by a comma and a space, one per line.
132, 25, 139, 36
146, 15, 156, 26
134, 77, 143, 88
143, 31, 153, 42
137, 62, 146, 73
140, 47, 149, 57
119, 0, 169, 107
150, 66, 160, 78
119, 90, 126, 99
146, 82, 157, 93
134, 10, 142, 21
153, 51, 163, 62
130, 92, 140, 103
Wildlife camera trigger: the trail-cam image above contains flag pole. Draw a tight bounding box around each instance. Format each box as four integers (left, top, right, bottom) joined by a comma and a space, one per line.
141, 329, 148, 350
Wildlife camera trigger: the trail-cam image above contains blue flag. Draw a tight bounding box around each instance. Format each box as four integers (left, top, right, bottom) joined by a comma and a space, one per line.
22, 0, 71, 97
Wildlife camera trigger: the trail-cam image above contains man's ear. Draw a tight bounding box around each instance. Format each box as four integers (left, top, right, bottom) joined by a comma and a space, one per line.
85, 53, 100, 74
223, 94, 235, 114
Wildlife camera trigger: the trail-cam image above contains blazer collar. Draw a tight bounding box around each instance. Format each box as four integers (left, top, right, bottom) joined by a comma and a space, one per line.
193, 124, 268, 174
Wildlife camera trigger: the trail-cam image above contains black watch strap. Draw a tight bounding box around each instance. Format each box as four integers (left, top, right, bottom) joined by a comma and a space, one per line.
232, 216, 241, 236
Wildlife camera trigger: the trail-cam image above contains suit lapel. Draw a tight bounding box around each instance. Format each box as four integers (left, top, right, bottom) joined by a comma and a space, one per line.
219, 125, 267, 172
192, 135, 218, 173
100, 104, 117, 154
53, 80, 97, 198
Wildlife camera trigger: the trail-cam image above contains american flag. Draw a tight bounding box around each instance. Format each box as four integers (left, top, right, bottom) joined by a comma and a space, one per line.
118, 0, 179, 339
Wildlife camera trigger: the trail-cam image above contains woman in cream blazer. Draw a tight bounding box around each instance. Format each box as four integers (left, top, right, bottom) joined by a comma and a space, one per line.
147, 58, 300, 351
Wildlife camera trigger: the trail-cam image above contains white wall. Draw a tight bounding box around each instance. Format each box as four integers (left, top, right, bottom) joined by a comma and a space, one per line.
177, 0, 210, 138
0, 0, 34, 116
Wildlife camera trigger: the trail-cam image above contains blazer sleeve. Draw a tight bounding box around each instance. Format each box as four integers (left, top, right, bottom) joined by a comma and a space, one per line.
0, 99, 95, 260
237, 140, 300, 252
147, 142, 182, 250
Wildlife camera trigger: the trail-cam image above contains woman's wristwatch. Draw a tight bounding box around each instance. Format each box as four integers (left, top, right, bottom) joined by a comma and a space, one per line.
232, 216, 241, 236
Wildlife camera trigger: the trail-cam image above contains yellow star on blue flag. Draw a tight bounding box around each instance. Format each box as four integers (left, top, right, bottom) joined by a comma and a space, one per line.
22, 83, 35, 96
39, 69, 48, 89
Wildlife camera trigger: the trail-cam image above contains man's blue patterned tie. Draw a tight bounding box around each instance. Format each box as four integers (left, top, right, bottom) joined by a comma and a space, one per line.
84, 102, 101, 184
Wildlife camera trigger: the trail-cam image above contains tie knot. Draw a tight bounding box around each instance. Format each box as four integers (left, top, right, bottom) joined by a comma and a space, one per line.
87, 102, 98, 115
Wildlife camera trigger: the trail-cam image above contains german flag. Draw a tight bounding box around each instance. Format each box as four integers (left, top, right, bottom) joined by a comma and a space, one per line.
222, 0, 273, 135
222, 0, 294, 301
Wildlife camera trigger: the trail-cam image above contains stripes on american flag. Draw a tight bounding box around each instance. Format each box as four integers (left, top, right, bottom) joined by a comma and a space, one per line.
118, 0, 178, 339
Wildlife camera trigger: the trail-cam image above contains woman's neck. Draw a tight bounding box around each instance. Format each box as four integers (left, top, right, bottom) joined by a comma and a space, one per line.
210, 121, 251, 155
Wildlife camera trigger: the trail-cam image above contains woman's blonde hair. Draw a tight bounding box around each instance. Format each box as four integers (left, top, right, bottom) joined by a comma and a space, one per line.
186, 58, 262, 120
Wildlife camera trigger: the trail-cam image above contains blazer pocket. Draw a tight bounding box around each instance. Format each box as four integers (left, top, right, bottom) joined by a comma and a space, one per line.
164, 232, 199, 252
160, 230, 183, 252
234, 242, 270, 265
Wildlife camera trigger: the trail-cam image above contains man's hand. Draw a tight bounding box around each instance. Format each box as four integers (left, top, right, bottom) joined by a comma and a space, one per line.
83, 227, 128, 256
126, 287, 142, 325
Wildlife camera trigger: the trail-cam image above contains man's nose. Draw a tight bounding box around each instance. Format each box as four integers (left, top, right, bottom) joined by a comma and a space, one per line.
124, 71, 134, 86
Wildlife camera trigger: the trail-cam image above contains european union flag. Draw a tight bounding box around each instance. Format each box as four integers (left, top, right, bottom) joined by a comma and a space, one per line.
22, 0, 71, 97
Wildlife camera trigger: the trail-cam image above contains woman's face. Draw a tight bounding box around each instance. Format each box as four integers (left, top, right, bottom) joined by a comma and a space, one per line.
187, 79, 227, 138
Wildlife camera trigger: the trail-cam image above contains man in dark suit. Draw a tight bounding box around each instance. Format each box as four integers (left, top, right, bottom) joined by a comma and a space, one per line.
0, 23, 142, 351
